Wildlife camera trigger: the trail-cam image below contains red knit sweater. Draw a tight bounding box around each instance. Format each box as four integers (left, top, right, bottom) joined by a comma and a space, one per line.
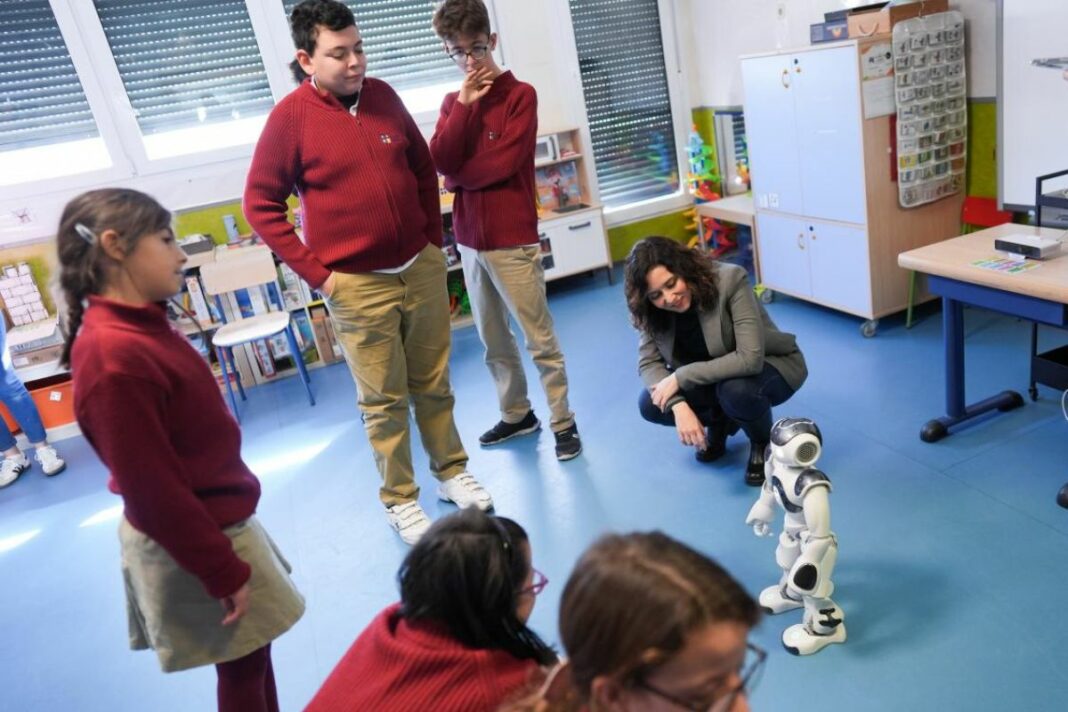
72, 297, 257, 599
430, 71, 539, 251
244, 78, 442, 288
304, 603, 541, 712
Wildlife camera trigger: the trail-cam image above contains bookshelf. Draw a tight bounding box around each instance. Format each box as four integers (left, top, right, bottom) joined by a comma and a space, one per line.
440, 126, 613, 330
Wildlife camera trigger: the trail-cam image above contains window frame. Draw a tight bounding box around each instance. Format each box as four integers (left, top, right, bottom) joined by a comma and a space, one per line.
558, 0, 692, 226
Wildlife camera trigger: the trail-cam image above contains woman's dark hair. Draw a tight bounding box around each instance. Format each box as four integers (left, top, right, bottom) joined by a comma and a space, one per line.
623, 236, 720, 334
55, 189, 172, 367
432, 0, 492, 41
288, 0, 357, 83
559, 532, 759, 703
398, 508, 556, 666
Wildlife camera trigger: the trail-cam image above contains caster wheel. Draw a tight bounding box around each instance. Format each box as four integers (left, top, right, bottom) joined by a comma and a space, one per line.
1029, 385, 1039, 401
920, 420, 947, 443
860, 319, 878, 338
759, 289, 774, 304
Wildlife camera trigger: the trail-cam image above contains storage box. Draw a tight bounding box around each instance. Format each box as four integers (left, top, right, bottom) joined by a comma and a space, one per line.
811, 19, 849, 44
9, 342, 63, 370
848, 0, 948, 38
0, 374, 75, 434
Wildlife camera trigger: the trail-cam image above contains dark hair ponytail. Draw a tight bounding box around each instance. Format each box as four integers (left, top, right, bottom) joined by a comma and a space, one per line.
55, 189, 172, 367
398, 508, 556, 666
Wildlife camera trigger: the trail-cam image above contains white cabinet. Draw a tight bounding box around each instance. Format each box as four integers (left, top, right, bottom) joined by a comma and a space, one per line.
756, 213, 871, 315
540, 210, 610, 281
742, 39, 963, 330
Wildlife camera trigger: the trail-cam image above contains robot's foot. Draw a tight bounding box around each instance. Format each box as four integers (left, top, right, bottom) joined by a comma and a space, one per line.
782, 622, 847, 656
759, 584, 804, 615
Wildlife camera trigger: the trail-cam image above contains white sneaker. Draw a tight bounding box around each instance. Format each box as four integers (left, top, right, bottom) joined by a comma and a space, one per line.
437, 471, 494, 511
386, 501, 432, 545
0, 454, 31, 489
35, 446, 66, 477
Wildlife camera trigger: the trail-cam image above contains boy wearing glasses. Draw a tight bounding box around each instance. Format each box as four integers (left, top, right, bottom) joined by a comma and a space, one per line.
245, 0, 493, 546
430, 0, 582, 461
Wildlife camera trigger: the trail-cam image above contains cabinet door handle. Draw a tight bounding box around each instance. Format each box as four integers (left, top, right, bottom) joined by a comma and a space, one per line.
797, 234, 805, 250
568, 222, 592, 231
781, 69, 791, 89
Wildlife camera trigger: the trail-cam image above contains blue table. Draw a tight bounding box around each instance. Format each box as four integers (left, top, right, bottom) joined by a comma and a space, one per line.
898, 224, 1068, 442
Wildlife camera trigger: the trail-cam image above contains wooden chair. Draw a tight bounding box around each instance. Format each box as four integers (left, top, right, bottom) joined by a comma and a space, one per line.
906, 196, 1013, 328
198, 246, 315, 421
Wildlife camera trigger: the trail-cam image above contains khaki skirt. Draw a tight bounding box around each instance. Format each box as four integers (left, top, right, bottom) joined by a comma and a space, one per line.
120, 515, 305, 672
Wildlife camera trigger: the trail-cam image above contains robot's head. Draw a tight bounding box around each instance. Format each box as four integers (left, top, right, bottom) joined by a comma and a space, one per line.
769, 417, 822, 467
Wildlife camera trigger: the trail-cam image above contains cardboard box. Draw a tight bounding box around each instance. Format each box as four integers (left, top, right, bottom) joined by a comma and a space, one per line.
848, 0, 948, 38
310, 315, 340, 364
10, 343, 63, 370
811, 19, 849, 44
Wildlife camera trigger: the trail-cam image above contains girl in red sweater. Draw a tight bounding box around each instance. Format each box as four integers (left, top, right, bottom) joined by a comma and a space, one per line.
305, 508, 556, 711
56, 189, 304, 712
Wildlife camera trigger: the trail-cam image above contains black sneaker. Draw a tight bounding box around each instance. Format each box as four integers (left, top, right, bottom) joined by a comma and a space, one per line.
479, 410, 541, 446
554, 424, 582, 461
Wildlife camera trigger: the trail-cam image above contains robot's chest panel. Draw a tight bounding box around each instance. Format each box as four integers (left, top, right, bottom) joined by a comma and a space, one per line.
770, 476, 805, 513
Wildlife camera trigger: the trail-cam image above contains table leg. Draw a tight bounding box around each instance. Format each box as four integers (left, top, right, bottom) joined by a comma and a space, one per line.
920, 297, 1025, 442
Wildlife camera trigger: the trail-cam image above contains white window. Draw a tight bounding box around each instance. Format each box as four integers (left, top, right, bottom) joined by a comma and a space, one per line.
279, 0, 478, 115
0, 0, 111, 187
567, 0, 689, 216
88, 0, 277, 162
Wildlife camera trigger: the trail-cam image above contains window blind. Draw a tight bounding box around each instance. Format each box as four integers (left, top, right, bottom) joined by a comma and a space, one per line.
568, 0, 679, 208
0, 0, 98, 152
93, 0, 275, 136
282, 1, 456, 92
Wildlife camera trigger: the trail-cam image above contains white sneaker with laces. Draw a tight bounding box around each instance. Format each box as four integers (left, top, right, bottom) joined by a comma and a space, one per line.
437, 471, 494, 511
35, 446, 66, 477
0, 454, 31, 489
385, 501, 432, 545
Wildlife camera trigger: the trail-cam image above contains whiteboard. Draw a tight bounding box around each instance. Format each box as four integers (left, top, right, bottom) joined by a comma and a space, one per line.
998, 0, 1068, 210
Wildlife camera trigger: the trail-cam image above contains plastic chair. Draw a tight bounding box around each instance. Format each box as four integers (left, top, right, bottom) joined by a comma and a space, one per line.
906, 197, 1013, 328
198, 246, 315, 421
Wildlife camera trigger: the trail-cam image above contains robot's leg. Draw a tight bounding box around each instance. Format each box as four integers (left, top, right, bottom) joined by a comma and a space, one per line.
782, 594, 846, 656
759, 531, 804, 614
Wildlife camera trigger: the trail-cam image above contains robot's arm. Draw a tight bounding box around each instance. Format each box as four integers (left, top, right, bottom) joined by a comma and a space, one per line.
745, 481, 778, 537
789, 485, 836, 595
801, 485, 831, 537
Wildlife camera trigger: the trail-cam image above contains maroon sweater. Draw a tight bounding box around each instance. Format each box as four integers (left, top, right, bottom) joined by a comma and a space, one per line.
430, 71, 539, 251
244, 78, 442, 288
72, 297, 257, 599
304, 603, 540, 712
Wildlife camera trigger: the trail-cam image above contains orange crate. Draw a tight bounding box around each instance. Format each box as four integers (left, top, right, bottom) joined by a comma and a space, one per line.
0, 375, 76, 434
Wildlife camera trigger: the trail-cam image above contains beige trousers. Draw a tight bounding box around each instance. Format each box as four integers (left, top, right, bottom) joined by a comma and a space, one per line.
326, 244, 467, 506
459, 243, 574, 432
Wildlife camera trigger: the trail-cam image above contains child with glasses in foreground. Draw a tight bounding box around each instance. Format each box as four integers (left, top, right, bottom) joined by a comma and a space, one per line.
507, 531, 764, 712
305, 507, 556, 711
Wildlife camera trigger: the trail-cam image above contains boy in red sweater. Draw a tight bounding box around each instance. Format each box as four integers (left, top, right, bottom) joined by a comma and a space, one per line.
429, 0, 581, 461
244, 0, 492, 545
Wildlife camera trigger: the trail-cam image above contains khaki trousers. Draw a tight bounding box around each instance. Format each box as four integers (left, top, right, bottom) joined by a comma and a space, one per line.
458, 243, 574, 432
326, 244, 467, 506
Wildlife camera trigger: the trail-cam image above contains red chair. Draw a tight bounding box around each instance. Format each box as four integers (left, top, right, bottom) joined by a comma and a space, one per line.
906, 196, 1014, 328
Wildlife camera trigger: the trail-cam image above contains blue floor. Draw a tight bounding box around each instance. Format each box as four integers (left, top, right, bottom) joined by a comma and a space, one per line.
3, 270, 1068, 711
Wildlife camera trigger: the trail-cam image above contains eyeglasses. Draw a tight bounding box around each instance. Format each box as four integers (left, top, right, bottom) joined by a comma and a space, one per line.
447, 44, 490, 64
635, 642, 766, 712
520, 568, 549, 596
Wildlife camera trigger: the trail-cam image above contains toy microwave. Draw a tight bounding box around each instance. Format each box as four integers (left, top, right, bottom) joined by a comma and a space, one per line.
533, 135, 558, 166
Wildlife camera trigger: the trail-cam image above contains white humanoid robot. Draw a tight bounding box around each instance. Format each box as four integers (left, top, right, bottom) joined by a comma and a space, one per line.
745, 417, 846, 656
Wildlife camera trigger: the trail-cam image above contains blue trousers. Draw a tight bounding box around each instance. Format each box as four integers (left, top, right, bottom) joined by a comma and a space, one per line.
0, 321, 47, 450
638, 363, 795, 443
